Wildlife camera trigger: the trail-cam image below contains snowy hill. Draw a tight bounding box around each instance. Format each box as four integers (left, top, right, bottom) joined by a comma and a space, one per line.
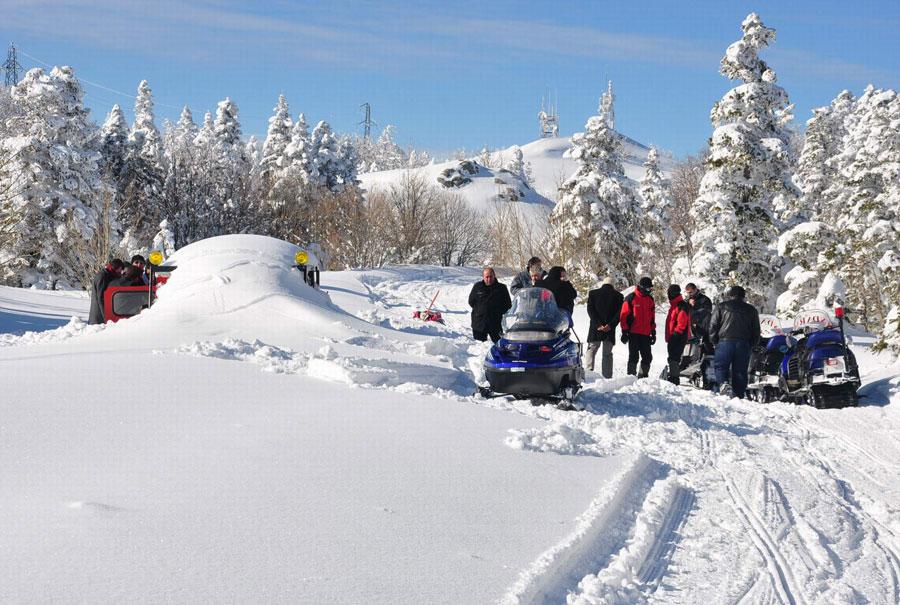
3, 235, 900, 603
358, 134, 674, 222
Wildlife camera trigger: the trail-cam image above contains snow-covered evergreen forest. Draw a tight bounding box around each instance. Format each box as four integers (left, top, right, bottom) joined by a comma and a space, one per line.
0, 12, 896, 351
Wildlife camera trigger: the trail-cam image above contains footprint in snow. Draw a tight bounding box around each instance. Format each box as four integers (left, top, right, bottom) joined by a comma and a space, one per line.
67, 501, 128, 516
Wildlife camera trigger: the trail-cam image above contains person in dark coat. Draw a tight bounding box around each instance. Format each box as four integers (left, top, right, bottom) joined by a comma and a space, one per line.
684, 282, 713, 343
540, 266, 577, 315
509, 256, 547, 295
620, 276, 656, 378
468, 267, 512, 343
664, 284, 692, 385
586, 277, 624, 378
708, 285, 761, 398
88, 259, 126, 325
109, 265, 146, 287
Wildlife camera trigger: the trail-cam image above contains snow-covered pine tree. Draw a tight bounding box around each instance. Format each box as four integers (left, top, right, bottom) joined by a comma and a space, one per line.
210, 97, 252, 234
370, 125, 406, 171
638, 147, 674, 292
335, 135, 359, 193
159, 105, 202, 248
260, 94, 292, 185
309, 120, 340, 190
688, 13, 798, 308
547, 85, 638, 289
506, 146, 532, 188
775, 221, 837, 316
280, 113, 314, 186
796, 91, 854, 221
825, 86, 900, 351
0, 66, 103, 288
99, 104, 129, 202
478, 146, 492, 169
777, 90, 855, 317
119, 79, 166, 253
407, 148, 431, 168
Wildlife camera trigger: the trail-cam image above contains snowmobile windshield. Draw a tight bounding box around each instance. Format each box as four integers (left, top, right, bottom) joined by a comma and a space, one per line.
502, 288, 568, 339
792, 309, 833, 334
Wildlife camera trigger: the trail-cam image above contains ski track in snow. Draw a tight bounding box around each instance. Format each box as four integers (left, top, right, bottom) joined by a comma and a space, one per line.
9, 266, 900, 604
333, 270, 900, 604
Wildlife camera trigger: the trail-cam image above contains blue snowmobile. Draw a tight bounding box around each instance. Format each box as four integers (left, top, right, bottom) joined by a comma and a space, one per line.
479, 288, 584, 408
746, 315, 789, 403
777, 308, 860, 408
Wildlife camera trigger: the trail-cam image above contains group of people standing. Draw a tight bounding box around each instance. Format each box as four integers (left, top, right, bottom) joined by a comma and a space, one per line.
468, 257, 762, 398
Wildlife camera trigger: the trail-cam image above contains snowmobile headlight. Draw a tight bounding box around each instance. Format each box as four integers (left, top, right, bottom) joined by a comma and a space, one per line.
504, 330, 555, 342
779, 344, 789, 353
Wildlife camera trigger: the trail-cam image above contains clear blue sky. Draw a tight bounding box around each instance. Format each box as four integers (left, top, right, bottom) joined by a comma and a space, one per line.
2, 0, 898, 158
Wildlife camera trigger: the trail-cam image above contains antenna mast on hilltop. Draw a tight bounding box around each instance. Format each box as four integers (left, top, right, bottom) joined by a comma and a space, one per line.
3, 42, 23, 86
538, 88, 559, 138
359, 102, 375, 139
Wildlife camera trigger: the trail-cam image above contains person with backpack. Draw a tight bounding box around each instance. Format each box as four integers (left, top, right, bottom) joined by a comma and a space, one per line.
586, 277, 624, 378
468, 267, 512, 343
620, 276, 656, 377
708, 285, 761, 398
88, 259, 126, 324
664, 284, 692, 385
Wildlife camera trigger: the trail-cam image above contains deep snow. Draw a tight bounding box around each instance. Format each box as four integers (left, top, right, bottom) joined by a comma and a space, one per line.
2, 234, 899, 604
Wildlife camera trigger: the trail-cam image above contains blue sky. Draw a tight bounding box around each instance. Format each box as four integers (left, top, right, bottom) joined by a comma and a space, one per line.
2, 0, 898, 158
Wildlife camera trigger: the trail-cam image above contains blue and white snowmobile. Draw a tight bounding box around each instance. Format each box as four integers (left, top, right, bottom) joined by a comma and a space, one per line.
479, 288, 584, 408
746, 315, 789, 403
777, 308, 860, 408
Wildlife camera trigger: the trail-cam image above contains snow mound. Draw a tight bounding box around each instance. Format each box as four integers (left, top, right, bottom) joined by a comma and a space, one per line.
156, 234, 330, 319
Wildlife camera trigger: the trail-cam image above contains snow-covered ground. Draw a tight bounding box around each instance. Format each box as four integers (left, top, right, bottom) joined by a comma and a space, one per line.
358, 135, 674, 221
2, 234, 899, 603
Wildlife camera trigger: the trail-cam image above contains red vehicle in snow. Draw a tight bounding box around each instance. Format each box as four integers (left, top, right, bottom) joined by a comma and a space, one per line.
102, 257, 175, 323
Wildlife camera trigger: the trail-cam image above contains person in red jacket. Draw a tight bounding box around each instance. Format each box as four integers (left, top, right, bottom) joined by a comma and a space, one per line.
620, 276, 656, 377
664, 284, 692, 385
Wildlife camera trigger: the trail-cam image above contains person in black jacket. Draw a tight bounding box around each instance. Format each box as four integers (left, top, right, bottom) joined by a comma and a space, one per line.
684, 282, 713, 343
708, 285, 761, 398
586, 277, 624, 378
468, 267, 512, 343
88, 259, 126, 324
540, 266, 577, 315
509, 257, 547, 295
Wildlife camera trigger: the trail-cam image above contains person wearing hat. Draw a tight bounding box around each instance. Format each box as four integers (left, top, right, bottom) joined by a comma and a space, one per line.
619, 276, 656, 377
586, 276, 624, 378
664, 284, 692, 385
708, 285, 761, 398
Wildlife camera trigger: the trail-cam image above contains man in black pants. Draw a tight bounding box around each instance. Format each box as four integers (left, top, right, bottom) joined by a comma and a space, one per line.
619, 277, 656, 378
709, 285, 761, 398
468, 267, 512, 343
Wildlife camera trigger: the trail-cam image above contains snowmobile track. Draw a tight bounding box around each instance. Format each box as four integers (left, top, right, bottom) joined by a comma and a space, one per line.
636, 484, 695, 590
722, 473, 803, 605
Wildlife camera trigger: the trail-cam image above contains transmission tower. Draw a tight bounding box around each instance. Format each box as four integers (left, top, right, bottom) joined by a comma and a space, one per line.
3, 42, 23, 86
359, 102, 375, 139
538, 88, 558, 138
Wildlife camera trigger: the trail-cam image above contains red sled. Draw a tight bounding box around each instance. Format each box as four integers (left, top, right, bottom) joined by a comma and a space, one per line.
412, 290, 445, 324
